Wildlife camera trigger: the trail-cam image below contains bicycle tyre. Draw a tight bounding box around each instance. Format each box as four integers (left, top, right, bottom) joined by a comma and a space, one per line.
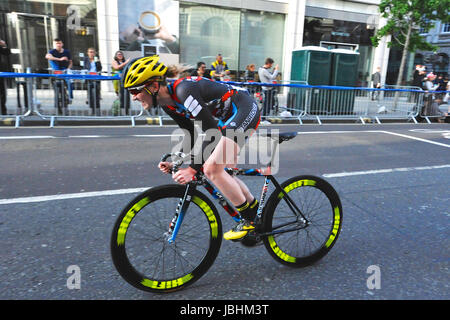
111, 184, 222, 293
262, 175, 342, 267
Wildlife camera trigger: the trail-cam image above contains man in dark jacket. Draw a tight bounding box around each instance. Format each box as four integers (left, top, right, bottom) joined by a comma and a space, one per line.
82, 48, 102, 115
0, 39, 11, 115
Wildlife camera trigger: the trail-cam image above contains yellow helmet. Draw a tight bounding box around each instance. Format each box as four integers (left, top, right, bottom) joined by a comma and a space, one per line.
122, 55, 168, 89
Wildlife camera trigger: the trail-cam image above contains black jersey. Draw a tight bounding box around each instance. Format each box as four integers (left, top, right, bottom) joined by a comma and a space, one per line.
163, 76, 260, 171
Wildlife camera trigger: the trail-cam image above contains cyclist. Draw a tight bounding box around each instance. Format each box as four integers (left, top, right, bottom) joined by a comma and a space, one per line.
122, 55, 261, 240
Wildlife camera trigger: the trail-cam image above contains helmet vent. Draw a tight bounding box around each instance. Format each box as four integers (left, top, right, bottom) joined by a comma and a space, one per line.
151, 63, 160, 71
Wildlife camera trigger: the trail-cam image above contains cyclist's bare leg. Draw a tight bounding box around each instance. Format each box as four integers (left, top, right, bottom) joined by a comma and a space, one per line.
233, 176, 255, 203
203, 136, 250, 207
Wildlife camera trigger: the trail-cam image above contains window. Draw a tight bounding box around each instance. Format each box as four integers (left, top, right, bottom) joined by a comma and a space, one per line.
239, 11, 285, 72
179, 3, 285, 76
442, 23, 450, 33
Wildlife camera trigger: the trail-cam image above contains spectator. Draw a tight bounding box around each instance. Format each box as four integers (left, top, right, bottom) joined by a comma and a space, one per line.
443, 77, 449, 104
45, 38, 74, 102
244, 64, 256, 82
258, 57, 279, 117
191, 61, 209, 78
371, 67, 381, 100
111, 51, 129, 95
412, 64, 426, 88
244, 64, 256, 95
210, 54, 230, 81
111, 51, 130, 114
436, 74, 447, 100
83, 48, 102, 115
423, 73, 440, 117
83, 47, 102, 73
0, 39, 11, 115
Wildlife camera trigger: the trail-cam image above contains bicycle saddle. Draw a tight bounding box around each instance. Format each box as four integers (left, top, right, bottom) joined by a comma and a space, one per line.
262, 131, 298, 144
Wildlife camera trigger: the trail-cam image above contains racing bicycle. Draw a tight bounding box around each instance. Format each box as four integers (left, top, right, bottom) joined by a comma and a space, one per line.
110, 132, 343, 293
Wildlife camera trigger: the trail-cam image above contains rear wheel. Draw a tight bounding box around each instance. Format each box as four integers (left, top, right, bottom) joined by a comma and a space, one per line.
262, 175, 342, 267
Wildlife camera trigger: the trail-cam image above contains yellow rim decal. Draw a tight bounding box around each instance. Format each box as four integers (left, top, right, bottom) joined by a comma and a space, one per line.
268, 235, 296, 263
141, 273, 194, 290
325, 206, 341, 248
278, 179, 316, 198
117, 197, 150, 246
192, 196, 219, 238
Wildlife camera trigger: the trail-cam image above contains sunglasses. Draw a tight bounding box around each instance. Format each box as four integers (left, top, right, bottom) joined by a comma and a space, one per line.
128, 83, 151, 95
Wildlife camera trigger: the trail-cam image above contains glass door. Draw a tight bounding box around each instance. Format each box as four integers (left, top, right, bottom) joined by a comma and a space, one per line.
7, 12, 55, 73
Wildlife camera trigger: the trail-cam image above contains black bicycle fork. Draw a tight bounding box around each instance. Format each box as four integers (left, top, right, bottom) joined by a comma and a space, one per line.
166, 183, 197, 243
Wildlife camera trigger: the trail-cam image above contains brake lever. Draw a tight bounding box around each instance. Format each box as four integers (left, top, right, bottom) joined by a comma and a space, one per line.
160, 153, 186, 173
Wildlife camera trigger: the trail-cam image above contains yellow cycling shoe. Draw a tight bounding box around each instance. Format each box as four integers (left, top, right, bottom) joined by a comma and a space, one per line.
223, 220, 255, 240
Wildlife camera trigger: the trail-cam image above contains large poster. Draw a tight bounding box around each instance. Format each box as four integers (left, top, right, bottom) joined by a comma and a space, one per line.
118, 0, 179, 59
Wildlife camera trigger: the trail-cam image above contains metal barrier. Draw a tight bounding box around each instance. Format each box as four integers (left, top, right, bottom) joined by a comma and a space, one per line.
1, 72, 448, 127
418, 88, 450, 123
223, 81, 430, 124
0, 71, 147, 127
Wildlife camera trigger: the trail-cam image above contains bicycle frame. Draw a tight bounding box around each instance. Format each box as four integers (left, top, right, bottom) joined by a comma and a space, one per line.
163, 134, 307, 243
167, 166, 309, 243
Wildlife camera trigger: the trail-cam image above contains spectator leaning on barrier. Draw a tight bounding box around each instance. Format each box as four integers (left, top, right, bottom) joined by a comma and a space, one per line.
244, 64, 256, 95
444, 78, 450, 104
191, 61, 210, 78
83, 47, 102, 73
412, 64, 426, 88
258, 57, 279, 117
0, 39, 11, 115
210, 54, 230, 81
436, 74, 447, 100
111, 51, 130, 95
244, 64, 256, 82
111, 51, 130, 114
83, 48, 103, 115
45, 38, 74, 102
423, 73, 441, 116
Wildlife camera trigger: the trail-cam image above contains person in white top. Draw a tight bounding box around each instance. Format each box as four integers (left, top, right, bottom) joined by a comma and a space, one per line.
258, 58, 279, 117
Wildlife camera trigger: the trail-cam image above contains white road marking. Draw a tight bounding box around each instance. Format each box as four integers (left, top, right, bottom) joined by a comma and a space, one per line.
0, 187, 151, 205
0, 136, 55, 140
380, 130, 450, 148
132, 134, 183, 137
0, 130, 449, 147
68, 135, 106, 138
323, 164, 450, 178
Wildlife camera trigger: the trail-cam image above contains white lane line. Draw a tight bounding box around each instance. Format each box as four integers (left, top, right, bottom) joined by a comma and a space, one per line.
0, 187, 151, 205
68, 135, 107, 138
132, 134, 183, 137
297, 130, 380, 135
323, 164, 450, 178
380, 130, 450, 148
0, 136, 56, 140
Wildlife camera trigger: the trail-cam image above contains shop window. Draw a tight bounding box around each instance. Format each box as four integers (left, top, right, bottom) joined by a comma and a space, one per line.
179, 3, 285, 77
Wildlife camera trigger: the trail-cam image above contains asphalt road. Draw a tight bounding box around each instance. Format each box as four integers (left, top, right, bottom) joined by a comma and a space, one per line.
0, 123, 449, 303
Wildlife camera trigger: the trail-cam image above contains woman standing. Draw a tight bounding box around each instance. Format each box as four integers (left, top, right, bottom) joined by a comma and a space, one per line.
111, 51, 129, 95
112, 51, 130, 114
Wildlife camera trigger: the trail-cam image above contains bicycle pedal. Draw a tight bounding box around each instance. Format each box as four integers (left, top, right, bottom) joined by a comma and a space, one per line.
240, 235, 262, 247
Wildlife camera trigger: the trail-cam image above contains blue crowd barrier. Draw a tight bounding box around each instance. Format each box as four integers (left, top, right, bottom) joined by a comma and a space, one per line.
0, 72, 448, 126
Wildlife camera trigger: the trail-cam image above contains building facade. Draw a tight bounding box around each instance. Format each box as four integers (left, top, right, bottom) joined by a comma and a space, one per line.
416, 21, 450, 77
0, 0, 391, 90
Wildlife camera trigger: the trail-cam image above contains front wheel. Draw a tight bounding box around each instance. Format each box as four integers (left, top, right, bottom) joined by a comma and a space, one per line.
262, 175, 342, 267
111, 184, 222, 293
